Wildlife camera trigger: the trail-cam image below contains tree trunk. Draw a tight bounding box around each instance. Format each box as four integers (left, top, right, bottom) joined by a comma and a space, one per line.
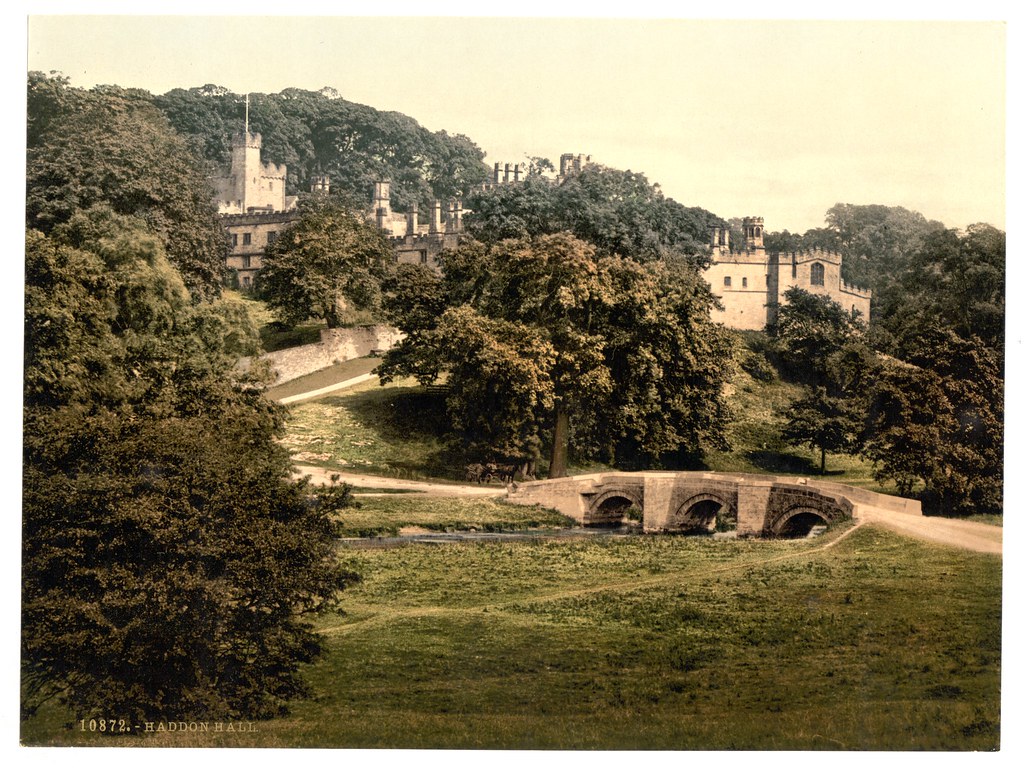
819, 446, 826, 475
549, 408, 569, 479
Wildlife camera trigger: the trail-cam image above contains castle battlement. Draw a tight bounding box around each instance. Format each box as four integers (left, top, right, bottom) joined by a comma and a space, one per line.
213, 131, 292, 215
712, 249, 769, 263
839, 279, 871, 298
704, 216, 872, 330
232, 131, 262, 150
388, 233, 447, 244
220, 210, 297, 224
260, 163, 287, 178
778, 247, 843, 265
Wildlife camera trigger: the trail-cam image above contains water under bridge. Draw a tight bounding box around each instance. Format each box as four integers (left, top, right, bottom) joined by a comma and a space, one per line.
505, 471, 921, 538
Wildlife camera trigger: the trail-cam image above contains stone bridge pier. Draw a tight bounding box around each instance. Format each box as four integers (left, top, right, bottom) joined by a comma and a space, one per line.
506, 471, 920, 538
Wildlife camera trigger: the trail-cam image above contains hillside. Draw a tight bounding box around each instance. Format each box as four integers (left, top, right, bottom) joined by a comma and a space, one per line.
277, 329, 883, 491
154, 85, 491, 214
704, 331, 880, 488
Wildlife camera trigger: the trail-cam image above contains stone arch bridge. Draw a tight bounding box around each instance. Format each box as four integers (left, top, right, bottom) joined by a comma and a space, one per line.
505, 471, 920, 537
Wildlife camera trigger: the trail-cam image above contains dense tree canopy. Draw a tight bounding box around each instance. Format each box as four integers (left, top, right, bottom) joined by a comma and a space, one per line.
771, 287, 864, 385
154, 86, 489, 213
886, 224, 1005, 358
861, 327, 1003, 515
24, 73, 356, 722
761, 203, 1004, 359
463, 165, 722, 264
26, 73, 227, 298
771, 290, 872, 474
22, 222, 356, 722
255, 197, 394, 328
380, 233, 730, 476
769, 283, 1002, 515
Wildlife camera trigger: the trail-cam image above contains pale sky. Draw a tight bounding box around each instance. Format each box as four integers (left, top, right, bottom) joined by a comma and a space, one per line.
5, 6, 1024, 756
24, 7, 1007, 235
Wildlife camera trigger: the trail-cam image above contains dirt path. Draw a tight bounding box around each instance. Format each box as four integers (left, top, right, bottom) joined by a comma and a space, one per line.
856, 505, 1002, 555
276, 373, 377, 405
293, 465, 505, 497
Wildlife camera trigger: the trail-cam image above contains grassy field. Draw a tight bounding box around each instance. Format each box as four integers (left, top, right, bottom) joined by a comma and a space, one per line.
334, 495, 576, 537
23, 522, 1001, 750
280, 377, 459, 477
27, 316, 999, 749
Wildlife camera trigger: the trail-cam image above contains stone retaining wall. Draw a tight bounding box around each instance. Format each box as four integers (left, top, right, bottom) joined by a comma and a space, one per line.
242, 325, 405, 385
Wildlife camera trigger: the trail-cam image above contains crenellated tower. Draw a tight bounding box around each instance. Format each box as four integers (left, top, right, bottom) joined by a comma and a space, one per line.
212, 131, 291, 214
742, 216, 765, 251
703, 214, 871, 331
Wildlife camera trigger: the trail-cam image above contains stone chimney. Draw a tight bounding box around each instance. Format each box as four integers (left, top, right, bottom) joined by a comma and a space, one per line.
374, 181, 391, 232
452, 200, 462, 232
406, 202, 419, 236
430, 199, 443, 234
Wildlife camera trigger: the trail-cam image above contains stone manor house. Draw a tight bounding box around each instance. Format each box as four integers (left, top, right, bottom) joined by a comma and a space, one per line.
213, 133, 870, 327
705, 218, 871, 329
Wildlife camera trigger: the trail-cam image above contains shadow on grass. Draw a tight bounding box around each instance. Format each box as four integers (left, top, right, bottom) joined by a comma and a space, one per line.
323, 385, 469, 479
744, 450, 847, 477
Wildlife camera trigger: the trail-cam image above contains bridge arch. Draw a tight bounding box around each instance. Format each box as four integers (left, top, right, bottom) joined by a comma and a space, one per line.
767, 505, 832, 538
670, 492, 735, 534
585, 489, 643, 528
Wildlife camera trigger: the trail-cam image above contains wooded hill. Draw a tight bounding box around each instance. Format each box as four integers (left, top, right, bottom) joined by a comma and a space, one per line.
154, 85, 491, 214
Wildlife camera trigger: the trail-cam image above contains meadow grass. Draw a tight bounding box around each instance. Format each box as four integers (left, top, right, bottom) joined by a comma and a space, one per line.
280, 377, 457, 478
24, 523, 1001, 750
334, 495, 576, 537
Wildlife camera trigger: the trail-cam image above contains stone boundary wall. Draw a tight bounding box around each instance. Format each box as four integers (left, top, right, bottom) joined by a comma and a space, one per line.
242, 325, 405, 386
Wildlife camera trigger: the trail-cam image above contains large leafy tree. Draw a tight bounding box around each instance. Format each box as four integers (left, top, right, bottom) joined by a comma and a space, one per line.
770, 287, 863, 385
891, 224, 1005, 357
861, 327, 1002, 515
255, 197, 394, 328
380, 233, 730, 477
782, 387, 860, 475
22, 223, 355, 723
771, 289, 875, 474
26, 74, 227, 298
434, 306, 556, 470
24, 77, 356, 721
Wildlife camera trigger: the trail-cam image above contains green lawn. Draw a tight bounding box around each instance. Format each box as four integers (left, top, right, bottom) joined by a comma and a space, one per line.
280, 377, 458, 477
334, 495, 576, 537
23, 523, 1001, 750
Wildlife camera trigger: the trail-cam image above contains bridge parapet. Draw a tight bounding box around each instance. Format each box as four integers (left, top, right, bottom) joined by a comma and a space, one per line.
506, 471, 919, 537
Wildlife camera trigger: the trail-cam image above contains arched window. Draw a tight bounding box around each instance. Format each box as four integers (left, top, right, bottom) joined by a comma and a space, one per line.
811, 262, 825, 286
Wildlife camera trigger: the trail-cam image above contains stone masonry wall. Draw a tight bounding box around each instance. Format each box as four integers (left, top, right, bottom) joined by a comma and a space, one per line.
507, 471, 921, 535
251, 325, 405, 386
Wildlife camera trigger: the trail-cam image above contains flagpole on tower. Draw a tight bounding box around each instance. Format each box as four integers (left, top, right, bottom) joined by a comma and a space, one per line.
245, 93, 249, 136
